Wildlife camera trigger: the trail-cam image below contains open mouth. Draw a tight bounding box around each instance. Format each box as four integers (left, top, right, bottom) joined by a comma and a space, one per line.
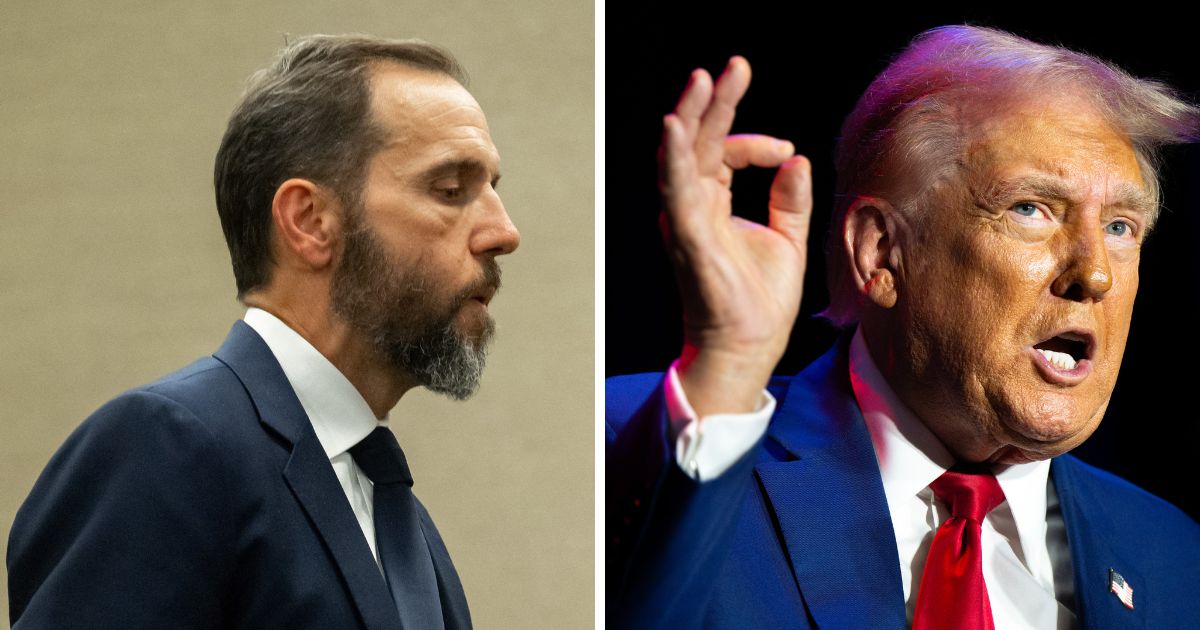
1033, 331, 1093, 371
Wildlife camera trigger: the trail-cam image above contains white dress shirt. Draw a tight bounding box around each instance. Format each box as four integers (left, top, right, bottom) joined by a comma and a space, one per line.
664, 327, 1077, 628
244, 307, 385, 566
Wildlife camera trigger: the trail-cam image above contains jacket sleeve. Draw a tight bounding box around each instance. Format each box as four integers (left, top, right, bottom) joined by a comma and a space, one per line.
8, 389, 236, 629
605, 374, 761, 629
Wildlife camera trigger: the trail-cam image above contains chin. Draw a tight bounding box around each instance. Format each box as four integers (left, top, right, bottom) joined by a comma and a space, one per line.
994, 401, 1106, 462
454, 301, 493, 332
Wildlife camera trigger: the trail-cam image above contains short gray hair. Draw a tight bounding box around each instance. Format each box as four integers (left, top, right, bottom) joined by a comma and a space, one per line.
214, 34, 466, 299
820, 25, 1200, 328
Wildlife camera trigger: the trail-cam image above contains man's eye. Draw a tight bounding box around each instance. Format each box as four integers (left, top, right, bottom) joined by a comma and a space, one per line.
1011, 202, 1041, 217
437, 187, 463, 200
1105, 220, 1133, 237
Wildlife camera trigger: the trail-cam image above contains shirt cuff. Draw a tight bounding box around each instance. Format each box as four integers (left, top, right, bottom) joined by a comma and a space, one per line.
664, 360, 775, 482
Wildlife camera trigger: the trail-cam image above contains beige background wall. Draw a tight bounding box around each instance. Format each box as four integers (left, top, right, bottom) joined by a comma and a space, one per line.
0, 1, 593, 627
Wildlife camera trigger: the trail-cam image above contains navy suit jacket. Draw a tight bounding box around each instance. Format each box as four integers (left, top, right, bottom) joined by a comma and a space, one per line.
8, 322, 470, 629
607, 339, 1200, 629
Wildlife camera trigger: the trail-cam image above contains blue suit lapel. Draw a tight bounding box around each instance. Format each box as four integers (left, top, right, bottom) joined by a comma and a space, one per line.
756, 341, 908, 630
213, 322, 404, 630
1052, 457, 1147, 630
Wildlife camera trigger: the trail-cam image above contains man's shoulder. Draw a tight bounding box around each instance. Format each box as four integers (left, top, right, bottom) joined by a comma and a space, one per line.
138, 353, 250, 414
64, 349, 270, 468
95, 354, 247, 421
9, 349, 289, 627
1052, 453, 1200, 615
1054, 453, 1199, 536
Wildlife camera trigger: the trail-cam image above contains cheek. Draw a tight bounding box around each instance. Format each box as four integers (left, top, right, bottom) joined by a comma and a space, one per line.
374, 219, 464, 274
904, 230, 1064, 394
963, 241, 1061, 348
964, 235, 1055, 306
1098, 263, 1138, 359
911, 232, 1049, 336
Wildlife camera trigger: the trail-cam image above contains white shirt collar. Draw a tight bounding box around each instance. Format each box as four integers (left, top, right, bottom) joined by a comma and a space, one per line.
243, 307, 384, 460
848, 326, 1051, 567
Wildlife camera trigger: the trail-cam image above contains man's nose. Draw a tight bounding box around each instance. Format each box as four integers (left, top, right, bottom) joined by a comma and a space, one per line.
470, 191, 521, 257
1050, 223, 1113, 301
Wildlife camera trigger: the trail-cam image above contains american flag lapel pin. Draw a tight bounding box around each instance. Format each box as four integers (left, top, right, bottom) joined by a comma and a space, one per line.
1108, 568, 1134, 610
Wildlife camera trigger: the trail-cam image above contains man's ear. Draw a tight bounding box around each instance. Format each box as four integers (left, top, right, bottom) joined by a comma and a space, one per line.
270, 178, 342, 271
842, 196, 905, 309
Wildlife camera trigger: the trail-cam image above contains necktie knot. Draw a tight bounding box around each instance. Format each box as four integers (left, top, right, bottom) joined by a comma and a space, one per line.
349, 427, 413, 487
929, 467, 1005, 523
913, 467, 1006, 630
353, 427, 448, 627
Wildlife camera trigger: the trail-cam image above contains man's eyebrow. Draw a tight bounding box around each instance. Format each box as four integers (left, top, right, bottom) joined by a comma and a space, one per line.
978, 175, 1158, 219
420, 157, 500, 183
978, 176, 1069, 207
1109, 181, 1160, 230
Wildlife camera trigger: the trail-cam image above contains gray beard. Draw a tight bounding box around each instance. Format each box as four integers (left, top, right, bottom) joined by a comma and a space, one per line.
330, 211, 499, 401
389, 313, 493, 401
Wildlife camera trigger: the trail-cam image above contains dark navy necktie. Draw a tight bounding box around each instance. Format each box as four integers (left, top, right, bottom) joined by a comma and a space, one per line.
350, 427, 445, 629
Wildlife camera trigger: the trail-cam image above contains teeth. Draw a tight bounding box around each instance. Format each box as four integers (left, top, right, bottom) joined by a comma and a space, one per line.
1037, 348, 1077, 371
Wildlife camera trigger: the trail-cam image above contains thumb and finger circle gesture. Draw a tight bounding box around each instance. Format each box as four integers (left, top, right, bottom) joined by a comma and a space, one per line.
658, 56, 813, 415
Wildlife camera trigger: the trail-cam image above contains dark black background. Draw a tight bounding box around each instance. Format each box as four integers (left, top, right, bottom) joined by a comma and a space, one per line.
606, 5, 1200, 519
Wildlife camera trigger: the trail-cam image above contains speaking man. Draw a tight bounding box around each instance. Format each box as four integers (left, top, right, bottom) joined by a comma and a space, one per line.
607, 26, 1200, 628
8, 35, 518, 629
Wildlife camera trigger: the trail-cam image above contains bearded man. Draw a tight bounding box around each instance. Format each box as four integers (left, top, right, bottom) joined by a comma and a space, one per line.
8, 34, 518, 629
608, 26, 1200, 629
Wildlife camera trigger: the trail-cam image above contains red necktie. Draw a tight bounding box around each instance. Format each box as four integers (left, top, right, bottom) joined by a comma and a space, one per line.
912, 468, 1006, 630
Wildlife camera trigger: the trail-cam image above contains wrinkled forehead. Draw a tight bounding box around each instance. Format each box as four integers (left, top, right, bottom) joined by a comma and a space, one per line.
957, 97, 1152, 211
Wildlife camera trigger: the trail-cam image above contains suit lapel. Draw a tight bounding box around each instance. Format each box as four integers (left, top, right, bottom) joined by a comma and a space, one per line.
756, 341, 908, 630
414, 500, 472, 630
213, 322, 403, 630
750, 339, 1157, 630
1052, 457, 1147, 630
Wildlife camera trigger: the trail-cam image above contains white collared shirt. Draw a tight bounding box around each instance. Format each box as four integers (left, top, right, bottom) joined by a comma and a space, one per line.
847, 328, 1075, 627
664, 327, 1077, 628
244, 307, 385, 565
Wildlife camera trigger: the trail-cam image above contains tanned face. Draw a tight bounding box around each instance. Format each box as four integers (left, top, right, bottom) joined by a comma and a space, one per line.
880, 99, 1153, 464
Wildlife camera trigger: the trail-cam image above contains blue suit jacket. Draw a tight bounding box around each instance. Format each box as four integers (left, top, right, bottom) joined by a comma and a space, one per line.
606, 339, 1200, 629
8, 322, 471, 629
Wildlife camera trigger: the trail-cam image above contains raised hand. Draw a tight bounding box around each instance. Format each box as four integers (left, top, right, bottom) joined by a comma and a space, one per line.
659, 56, 813, 417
